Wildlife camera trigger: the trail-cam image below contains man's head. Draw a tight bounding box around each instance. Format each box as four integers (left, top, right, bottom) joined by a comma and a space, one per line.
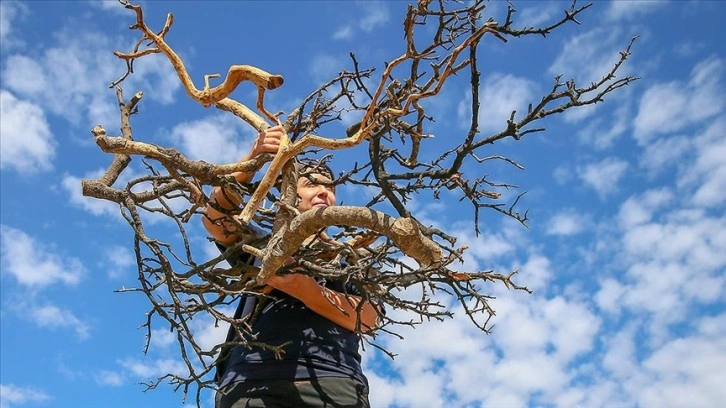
295, 160, 337, 212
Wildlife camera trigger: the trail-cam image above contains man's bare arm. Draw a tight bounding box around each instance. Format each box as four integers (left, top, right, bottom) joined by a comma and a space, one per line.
268, 273, 381, 333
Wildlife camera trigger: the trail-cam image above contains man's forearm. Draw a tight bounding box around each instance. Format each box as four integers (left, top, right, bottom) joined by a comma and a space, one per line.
268, 274, 380, 333
203, 160, 257, 244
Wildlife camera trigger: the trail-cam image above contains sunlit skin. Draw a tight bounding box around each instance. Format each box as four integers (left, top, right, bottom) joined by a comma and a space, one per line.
296, 174, 336, 212
202, 125, 380, 332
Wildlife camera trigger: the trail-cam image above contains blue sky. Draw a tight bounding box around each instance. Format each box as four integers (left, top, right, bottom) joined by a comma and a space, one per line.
1, 1, 725, 407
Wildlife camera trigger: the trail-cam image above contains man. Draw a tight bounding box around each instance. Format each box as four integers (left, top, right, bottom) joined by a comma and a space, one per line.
203, 125, 380, 408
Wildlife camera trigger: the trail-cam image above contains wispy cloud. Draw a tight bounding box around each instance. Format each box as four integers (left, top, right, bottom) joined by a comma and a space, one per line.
605, 0, 667, 22
359, 2, 389, 32
639, 134, 691, 175
332, 25, 353, 40
308, 53, 348, 86
29, 304, 91, 340
1, 18, 180, 129
119, 357, 188, 380
0, 1, 28, 50
634, 57, 724, 143
87, 0, 129, 15
515, 2, 559, 28
332, 1, 389, 40
578, 157, 629, 198
102, 244, 135, 279
0, 384, 52, 408
546, 209, 588, 236
458, 73, 537, 132
94, 370, 125, 387
617, 188, 673, 228
678, 115, 726, 208
576, 92, 632, 149
550, 27, 634, 123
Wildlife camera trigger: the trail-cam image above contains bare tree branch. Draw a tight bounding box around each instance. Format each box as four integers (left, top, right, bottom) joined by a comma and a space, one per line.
80, 0, 638, 403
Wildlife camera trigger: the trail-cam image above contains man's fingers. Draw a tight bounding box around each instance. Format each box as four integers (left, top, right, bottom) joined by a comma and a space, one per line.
264, 130, 284, 139
250, 125, 285, 156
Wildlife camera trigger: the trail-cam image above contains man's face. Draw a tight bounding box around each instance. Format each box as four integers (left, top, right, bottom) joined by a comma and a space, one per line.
296, 173, 336, 212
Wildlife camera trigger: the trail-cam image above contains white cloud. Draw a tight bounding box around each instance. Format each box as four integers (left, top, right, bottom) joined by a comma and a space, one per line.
458, 73, 537, 132
617, 188, 673, 228
549, 28, 630, 109
634, 57, 724, 143
0, 1, 28, 50
308, 53, 346, 85
367, 254, 599, 408
190, 314, 231, 354
334, 2, 389, 41
514, 253, 553, 293
639, 134, 691, 175
1, 56, 46, 95
94, 370, 125, 387
673, 40, 707, 57
679, 115, 726, 208
638, 114, 724, 209
638, 321, 726, 408
606, 0, 667, 22
358, 2, 389, 32
148, 303, 233, 355
332, 25, 353, 40
168, 114, 255, 164
552, 165, 574, 185
455, 227, 516, 265
516, 2, 559, 28
595, 278, 626, 313
0, 90, 55, 174
0, 225, 83, 287
87, 0, 128, 15
1, 19, 180, 129
2, 39, 113, 126
61, 170, 124, 218
595, 315, 726, 408
125, 54, 181, 106
103, 244, 135, 279
546, 209, 587, 236
578, 157, 629, 198
634, 81, 690, 143
149, 328, 177, 350
619, 210, 726, 326
576, 93, 631, 149
370, 267, 724, 408
0, 384, 51, 408
29, 304, 91, 340
604, 176, 726, 338
119, 357, 188, 380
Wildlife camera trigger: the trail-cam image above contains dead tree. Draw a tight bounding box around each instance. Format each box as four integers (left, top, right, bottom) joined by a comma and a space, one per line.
81, 0, 637, 404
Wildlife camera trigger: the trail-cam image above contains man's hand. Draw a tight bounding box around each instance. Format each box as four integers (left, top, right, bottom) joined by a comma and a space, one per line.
246, 124, 285, 160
